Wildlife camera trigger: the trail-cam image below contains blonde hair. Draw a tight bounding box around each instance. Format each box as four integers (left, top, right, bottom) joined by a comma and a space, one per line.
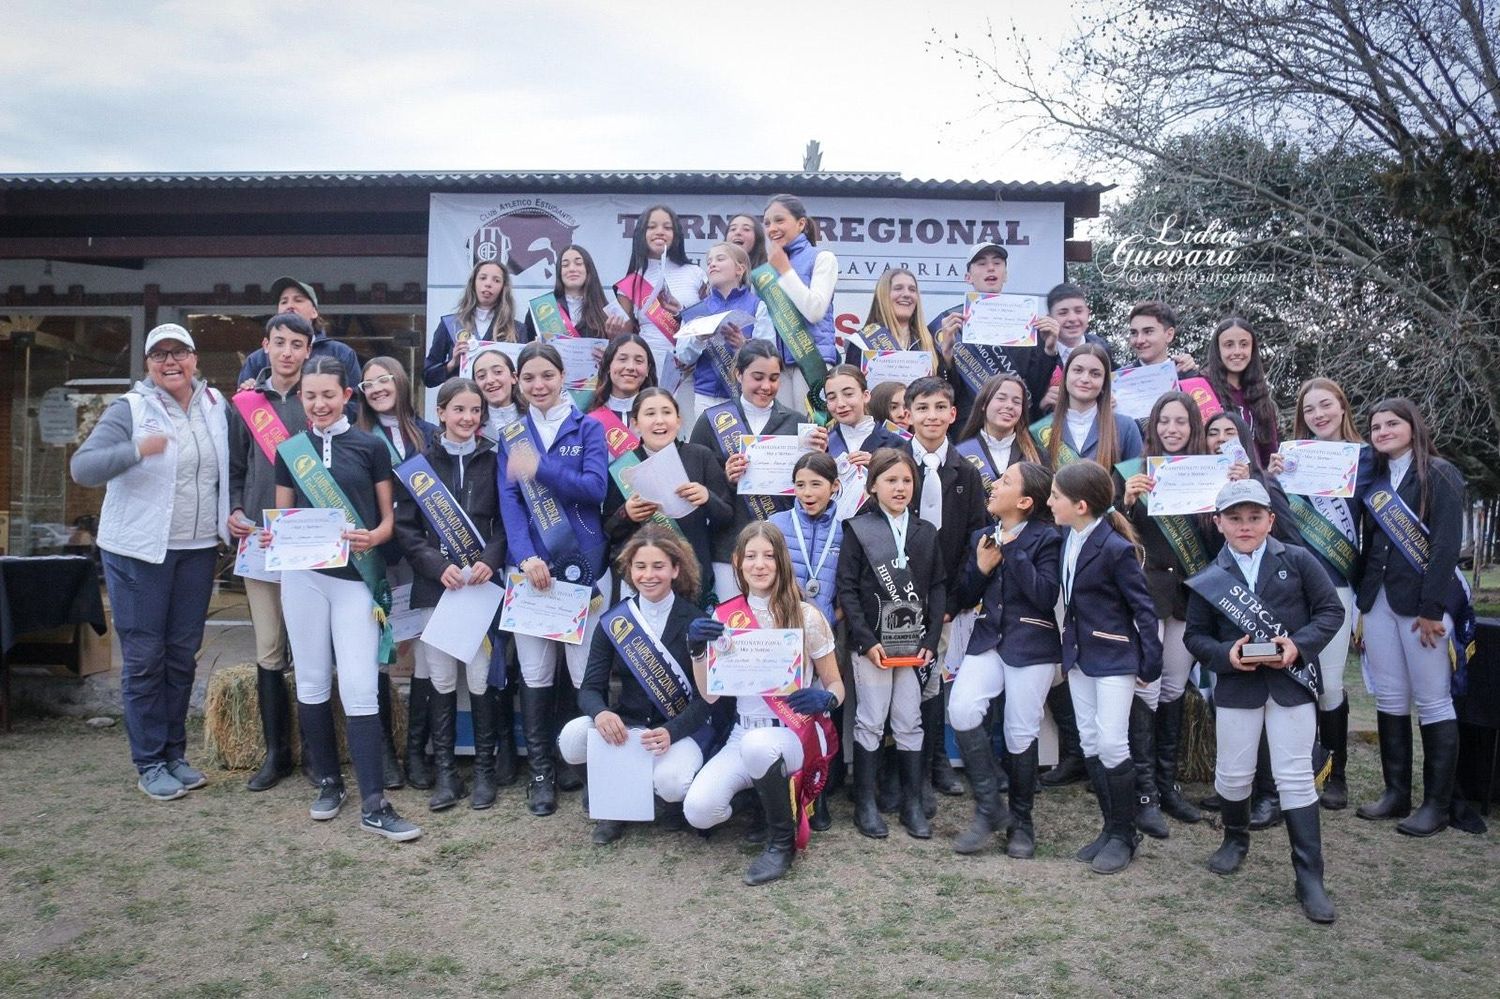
707, 242, 751, 289
865, 268, 936, 367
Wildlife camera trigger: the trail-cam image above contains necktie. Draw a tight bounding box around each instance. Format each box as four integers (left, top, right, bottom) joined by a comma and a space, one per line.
920, 453, 943, 531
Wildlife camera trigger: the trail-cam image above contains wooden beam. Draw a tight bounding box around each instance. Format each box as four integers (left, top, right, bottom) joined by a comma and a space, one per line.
0, 234, 427, 260
1064, 240, 1094, 263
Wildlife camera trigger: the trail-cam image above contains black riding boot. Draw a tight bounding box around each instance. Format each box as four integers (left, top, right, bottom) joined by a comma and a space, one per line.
520, 685, 557, 816
897, 749, 932, 839
1075, 756, 1111, 862
1091, 759, 1139, 875
877, 742, 902, 814
376, 671, 405, 790
744, 761, 796, 886
1005, 740, 1039, 858
1357, 712, 1412, 820
852, 745, 888, 839
1249, 733, 1282, 829
1207, 795, 1251, 875
470, 687, 499, 810
1284, 804, 1337, 923
927, 685, 965, 796
1130, 698, 1169, 839
492, 684, 518, 786
808, 791, 832, 832
426, 690, 465, 812
1317, 696, 1350, 810
1155, 695, 1201, 823
952, 726, 1008, 854
1397, 719, 1458, 837
403, 676, 435, 790
1040, 681, 1086, 787
247, 667, 294, 791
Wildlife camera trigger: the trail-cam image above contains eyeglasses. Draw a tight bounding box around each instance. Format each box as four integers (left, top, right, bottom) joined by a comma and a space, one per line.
358, 373, 397, 393
146, 347, 195, 363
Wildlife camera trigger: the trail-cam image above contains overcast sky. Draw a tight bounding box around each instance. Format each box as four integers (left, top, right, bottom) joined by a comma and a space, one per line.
0, 0, 1091, 184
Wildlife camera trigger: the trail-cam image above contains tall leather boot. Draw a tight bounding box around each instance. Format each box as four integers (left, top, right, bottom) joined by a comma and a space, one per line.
376, 671, 405, 790
1356, 712, 1412, 820
403, 676, 435, 790
897, 749, 932, 839
1040, 681, 1086, 787
520, 684, 557, 816
952, 726, 1009, 854
1091, 759, 1139, 875
1284, 804, 1337, 923
808, 791, 832, 832
492, 684, 518, 787
1130, 699, 1169, 839
927, 685, 965, 797
990, 695, 1010, 795
1075, 756, 1111, 862
744, 761, 796, 886
1317, 696, 1350, 810
877, 742, 901, 814
247, 667, 294, 791
470, 687, 499, 810
426, 690, 466, 812
852, 745, 889, 839
1207, 795, 1251, 875
554, 674, 585, 792
1155, 695, 1201, 823
1006, 740, 1039, 858
1397, 719, 1458, 837
1248, 733, 1282, 829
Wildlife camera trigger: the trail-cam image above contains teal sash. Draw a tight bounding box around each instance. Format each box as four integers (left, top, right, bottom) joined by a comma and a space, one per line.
750, 263, 828, 419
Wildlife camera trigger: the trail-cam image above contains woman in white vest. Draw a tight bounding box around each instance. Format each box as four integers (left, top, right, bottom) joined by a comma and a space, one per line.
71, 324, 230, 802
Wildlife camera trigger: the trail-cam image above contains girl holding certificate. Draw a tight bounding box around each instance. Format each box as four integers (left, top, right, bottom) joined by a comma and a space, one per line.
683, 523, 846, 886
727, 213, 769, 269
497, 342, 611, 818
955, 373, 1046, 482
1355, 398, 1467, 838
602, 387, 734, 603
424, 260, 522, 388
847, 268, 940, 374
586, 333, 658, 425
269, 357, 421, 842
836, 449, 947, 841
1045, 344, 1143, 469
1049, 461, 1162, 875
471, 344, 522, 440
394, 379, 508, 812
614, 204, 706, 394
1205, 318, 1279, 466
561, 527, 725, 845
1279, 377, 1369, 810
757, 194, 840, 411
677, 242, 758, 418
523, 244, 611, 341
689, 340, 801, 601
822, 365, 908, 467
948, 461, 1061, 858
1117, 391, 1214, 833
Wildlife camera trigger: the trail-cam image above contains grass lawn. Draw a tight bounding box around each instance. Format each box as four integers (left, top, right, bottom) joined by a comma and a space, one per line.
1, 698, 1496, 998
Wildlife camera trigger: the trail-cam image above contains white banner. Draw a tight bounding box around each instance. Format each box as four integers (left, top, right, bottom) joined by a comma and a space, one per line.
425, 191, 1066, 348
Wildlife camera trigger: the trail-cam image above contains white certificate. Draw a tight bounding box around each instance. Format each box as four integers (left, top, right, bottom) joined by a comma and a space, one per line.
459, 340, 526, 379
552, 335, 602, 392
737, 433, 813, 496
234, 532, 279, 583
420, 577, 503, 662
1112, 361, 1179, 421
861, 350, 933, 390
1147, 455, 1231, 516
586, 728, 656, 822
388, 582, 428, 642
834, 453, 868, 522
1277, 440, 1361, 498
678, 309, 754, 340
962, 292, 1043, 347
619, 443, 696, 518
263, 508, 350, 571
705, 628, 805, 696
499, 572, 592, 645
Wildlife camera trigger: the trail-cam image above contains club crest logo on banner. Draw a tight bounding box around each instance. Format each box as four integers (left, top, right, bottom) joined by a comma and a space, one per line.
470, 200, 580, 283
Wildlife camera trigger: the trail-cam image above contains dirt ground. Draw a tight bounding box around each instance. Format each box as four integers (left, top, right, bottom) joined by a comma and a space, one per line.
2, 691, 1497, 999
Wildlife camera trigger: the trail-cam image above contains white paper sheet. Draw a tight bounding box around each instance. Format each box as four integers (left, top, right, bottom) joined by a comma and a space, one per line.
388, 582, 429, 642
962, 293, 1044, 347
619, 444, 696, 518
420, 578, 504, 662
553, 335, 602, 391
263, 508, 350, 571
234, 532, 280, 583
737, 433, 814, 496
1112, 361, 1180, 421
586, 727, 656, 821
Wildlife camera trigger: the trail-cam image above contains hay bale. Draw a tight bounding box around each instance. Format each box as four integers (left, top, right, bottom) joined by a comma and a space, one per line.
1179, 685, 1217, 784
202, 663, 409, 771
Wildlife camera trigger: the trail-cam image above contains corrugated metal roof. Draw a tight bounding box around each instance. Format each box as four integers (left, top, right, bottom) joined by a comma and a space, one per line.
0, 170, 1110, 198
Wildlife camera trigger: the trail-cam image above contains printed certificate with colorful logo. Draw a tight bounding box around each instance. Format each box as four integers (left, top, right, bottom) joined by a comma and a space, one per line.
262, 508, 350, 571
705, 628, 805, 696
1276, 440, 1360, 498
499, 572, 591, 645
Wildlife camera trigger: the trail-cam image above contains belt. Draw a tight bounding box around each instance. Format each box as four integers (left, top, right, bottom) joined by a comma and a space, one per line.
738, 715, 784, 730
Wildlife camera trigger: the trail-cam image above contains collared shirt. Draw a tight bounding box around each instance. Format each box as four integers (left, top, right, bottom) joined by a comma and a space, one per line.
911, 437, 949, 467
741, 395, 775, 436
839, 416, 876, 454
532, 400, 573, 450
633, 591, 675, 640
884, 506, 912, 568
1062, 516, 1104, 602
981, 430, 1016, 470
1065, 405, 1097, 452
1231, 540, 1269, 591
1389, 450, 1413, 491
377, 412, 406, 460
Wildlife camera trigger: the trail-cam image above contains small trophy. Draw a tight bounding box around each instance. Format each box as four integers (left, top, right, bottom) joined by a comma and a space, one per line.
877, 597, 926, 669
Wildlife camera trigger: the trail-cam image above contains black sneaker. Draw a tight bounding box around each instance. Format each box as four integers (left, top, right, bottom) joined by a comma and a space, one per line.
310, 778, 346, 821
361, 802, 422, 842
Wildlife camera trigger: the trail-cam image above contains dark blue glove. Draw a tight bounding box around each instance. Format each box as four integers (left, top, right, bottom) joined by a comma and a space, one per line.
687, 617, 726, 658
785, 688, 838, 716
